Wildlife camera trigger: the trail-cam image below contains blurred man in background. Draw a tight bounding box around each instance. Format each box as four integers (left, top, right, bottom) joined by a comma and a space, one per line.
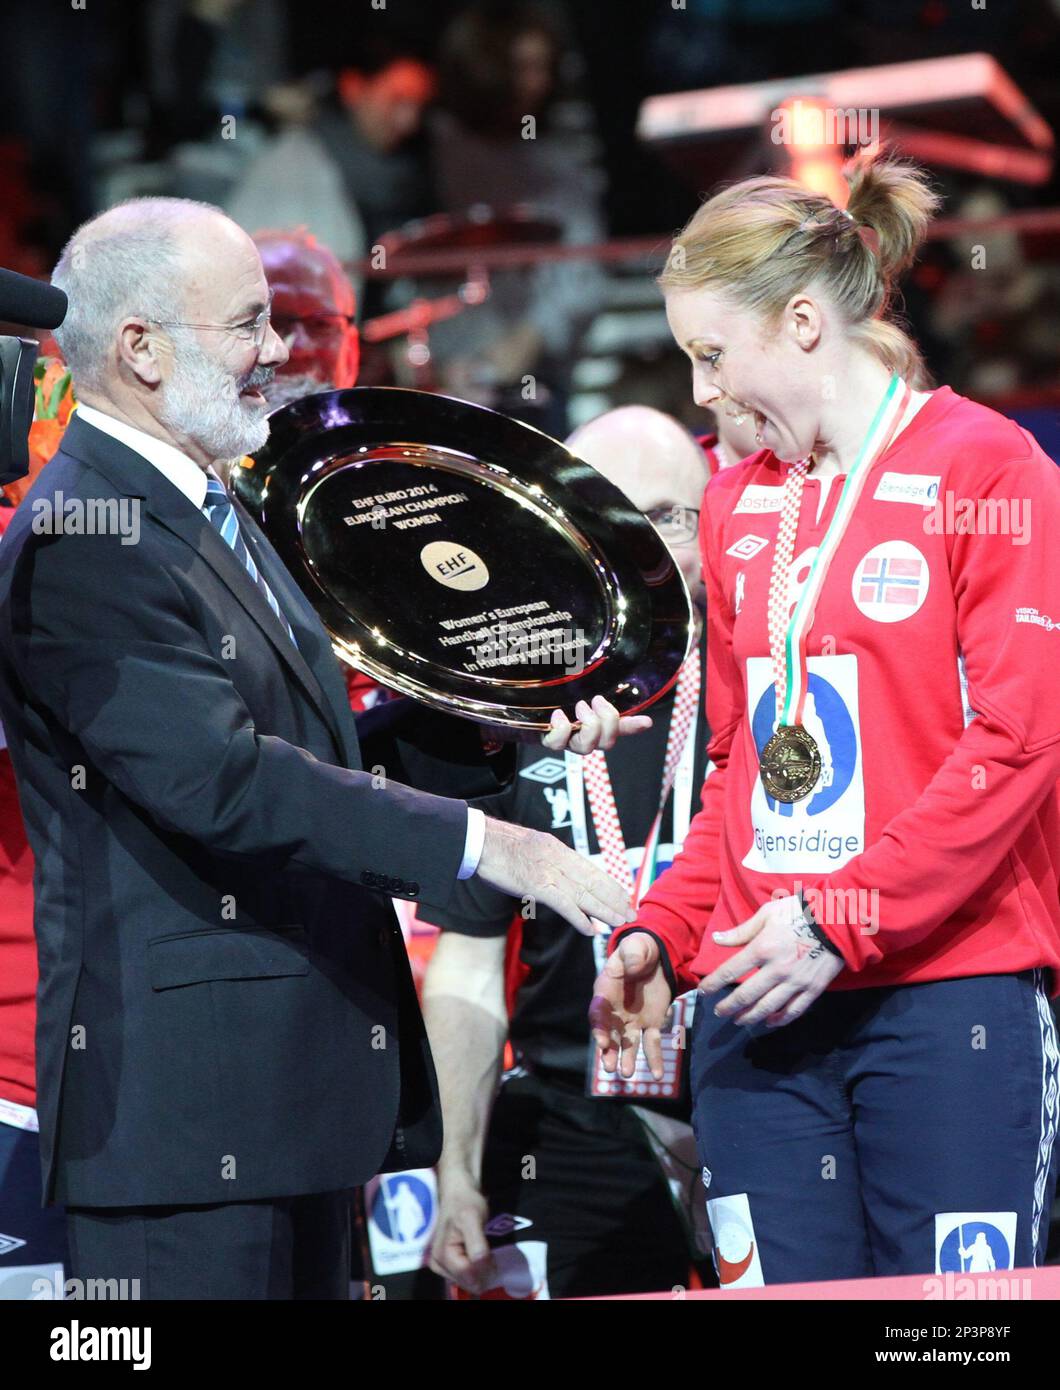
227, 41, 435, 293
253, 227, 360, 408
248, 225, 387, 717
421, 405, 721, 1300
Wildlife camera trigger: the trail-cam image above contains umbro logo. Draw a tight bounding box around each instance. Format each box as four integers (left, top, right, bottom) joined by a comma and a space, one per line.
518, 757, 567, 785
485, 1213, 534, 1237
0, 1232, 27, 1257
726, 534, 769, 561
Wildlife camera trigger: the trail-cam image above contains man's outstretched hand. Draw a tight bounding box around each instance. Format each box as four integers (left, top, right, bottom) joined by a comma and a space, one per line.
476, 817, 637, 938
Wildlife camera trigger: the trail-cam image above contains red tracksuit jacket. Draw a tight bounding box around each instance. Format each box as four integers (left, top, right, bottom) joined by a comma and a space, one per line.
0, 504, 36, 1109
630, 387, 1060, 995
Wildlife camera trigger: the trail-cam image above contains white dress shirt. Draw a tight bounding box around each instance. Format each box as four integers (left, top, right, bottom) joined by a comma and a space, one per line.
77, 403, 212, 506
74, 404, 483, 878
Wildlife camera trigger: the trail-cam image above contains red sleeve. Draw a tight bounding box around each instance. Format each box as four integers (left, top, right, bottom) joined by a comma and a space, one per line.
0, 748, 37, 1107
344, 664, 391, 713
804, 445, 1060, 971
609, 474, 742, 991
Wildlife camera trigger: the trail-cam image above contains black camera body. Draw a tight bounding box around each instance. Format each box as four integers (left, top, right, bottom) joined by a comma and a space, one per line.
0, 266, 69, 488
0, 335, 39, 486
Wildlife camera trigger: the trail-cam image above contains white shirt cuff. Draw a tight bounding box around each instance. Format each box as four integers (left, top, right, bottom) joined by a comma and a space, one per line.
458, 807, 486, 879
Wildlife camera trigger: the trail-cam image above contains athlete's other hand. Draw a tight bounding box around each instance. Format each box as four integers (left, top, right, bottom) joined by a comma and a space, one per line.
429, 1172, 495, 1294
589, 930, 673, 1080
699, 893, 844, 1029
541, 695, 652, 754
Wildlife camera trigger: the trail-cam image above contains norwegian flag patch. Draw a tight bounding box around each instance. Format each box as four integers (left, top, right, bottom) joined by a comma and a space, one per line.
851, 541, 930, 623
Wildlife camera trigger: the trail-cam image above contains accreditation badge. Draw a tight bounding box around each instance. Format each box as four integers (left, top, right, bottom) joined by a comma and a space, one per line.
577, 659, 701, 1103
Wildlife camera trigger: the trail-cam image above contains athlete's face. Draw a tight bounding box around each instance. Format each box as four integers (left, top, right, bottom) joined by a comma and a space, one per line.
666, 286, 823, 464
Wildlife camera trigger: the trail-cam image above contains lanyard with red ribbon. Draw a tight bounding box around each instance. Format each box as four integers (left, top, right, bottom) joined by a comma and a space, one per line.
759, 373, 912, 802
567, 651, 701, 908
564, 652, 702, 1100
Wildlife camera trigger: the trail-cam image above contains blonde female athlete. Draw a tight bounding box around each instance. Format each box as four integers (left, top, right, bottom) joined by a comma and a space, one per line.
591, 150, 1060, 1286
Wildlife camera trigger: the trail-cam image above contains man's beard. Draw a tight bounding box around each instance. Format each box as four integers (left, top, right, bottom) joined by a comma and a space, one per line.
159, 328, 276, 461
262, 372, 335, 410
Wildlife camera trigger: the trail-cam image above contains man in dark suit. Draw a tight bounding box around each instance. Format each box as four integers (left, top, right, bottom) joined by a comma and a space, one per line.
0, 197, 646, 1299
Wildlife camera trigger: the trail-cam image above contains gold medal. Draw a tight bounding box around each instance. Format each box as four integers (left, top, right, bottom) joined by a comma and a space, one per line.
759, 724, 821, 803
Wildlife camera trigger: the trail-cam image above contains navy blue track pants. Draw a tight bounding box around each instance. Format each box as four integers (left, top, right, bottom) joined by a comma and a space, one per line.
690, 969, 1060, 1287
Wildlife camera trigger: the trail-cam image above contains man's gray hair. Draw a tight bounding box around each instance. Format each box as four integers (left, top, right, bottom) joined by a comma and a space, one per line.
51, 197, 218, 392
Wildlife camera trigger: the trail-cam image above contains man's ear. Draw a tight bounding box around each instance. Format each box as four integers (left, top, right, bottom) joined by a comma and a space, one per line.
117, 317, 165, 386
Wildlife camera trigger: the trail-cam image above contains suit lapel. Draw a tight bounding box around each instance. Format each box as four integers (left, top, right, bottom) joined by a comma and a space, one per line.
59, 414, 352, 763
155, 501, 352, 762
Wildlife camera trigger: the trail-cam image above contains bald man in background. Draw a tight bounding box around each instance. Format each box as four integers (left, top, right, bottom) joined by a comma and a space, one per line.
248, 226, 393, 716
420, 406, 726, 1300
253, 227, 361, 409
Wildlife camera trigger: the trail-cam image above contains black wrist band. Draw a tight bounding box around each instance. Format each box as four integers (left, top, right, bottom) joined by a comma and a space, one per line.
610, 926, 679, 1000
798, 891, 844, 958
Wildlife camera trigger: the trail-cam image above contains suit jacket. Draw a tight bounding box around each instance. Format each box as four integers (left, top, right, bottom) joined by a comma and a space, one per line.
0, 413, 508, 1207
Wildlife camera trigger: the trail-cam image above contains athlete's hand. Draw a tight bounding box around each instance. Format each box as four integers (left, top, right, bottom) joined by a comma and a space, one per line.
429, 1172, 495, 1294
698, 894, 844, 1029
476, 816, 636, 937
541, 695, 652, 754
589, 930, 673, 1080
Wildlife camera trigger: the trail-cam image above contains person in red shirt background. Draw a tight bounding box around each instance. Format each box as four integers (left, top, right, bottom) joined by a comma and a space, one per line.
250, 226, 391, 716
592, 148, 1060, 1287
0, 517, 36, 1131
0, 670, 35, 1131
0, 367, 73, 1297
252, 226, 361, 410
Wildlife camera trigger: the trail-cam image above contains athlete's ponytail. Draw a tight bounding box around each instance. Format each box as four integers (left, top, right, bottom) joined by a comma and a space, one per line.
658, 148, 941, 382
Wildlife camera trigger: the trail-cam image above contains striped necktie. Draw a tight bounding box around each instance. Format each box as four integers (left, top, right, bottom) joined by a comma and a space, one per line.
202, 476, 298, 649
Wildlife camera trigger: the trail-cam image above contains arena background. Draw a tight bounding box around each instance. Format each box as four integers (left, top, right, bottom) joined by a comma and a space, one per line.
0, 0, 1058, 1320
0, 0, 1056, 447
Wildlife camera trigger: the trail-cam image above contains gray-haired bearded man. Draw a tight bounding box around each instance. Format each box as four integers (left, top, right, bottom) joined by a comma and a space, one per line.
0, 197, 646, 1300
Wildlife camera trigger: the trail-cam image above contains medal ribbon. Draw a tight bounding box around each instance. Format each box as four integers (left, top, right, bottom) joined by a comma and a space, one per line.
580, 653, 701, 906
767, 374, 911, 726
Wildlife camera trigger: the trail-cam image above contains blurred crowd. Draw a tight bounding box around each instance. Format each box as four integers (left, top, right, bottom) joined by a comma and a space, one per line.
0, 0, 1057, 442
